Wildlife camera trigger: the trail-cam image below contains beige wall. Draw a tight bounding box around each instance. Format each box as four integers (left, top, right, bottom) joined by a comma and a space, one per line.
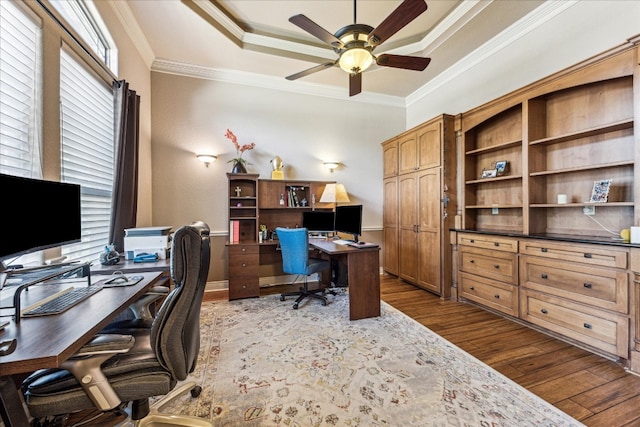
150, 72, 404, 282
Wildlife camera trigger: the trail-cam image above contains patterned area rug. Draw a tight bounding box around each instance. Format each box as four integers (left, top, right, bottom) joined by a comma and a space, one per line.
161, 292, 584, 426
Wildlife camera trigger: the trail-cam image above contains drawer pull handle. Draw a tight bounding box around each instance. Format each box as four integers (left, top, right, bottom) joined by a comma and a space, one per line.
470, 239, 475, 243
494, 242, 500, 247
470, 286, 475, 291
584, 253, 592, 258
583, 282, 592, 289
541, 274, 548, 279
241, 248, 246, 252
494, 294, 500, 299
242, 263, 246, 267
541, 308, 548, 314
493, 265, 500, 269
470, 259, 475, 263
541, 248, 548, 253
583, 323, 592, 329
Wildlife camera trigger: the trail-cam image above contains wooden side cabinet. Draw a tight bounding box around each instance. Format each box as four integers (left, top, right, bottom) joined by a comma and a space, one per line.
227, 173, 260, 300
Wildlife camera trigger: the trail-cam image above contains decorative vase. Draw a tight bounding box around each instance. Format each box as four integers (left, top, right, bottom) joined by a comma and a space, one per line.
231, 161, 247, 174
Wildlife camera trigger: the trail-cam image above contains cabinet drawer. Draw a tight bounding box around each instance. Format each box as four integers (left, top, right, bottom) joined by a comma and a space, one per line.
457, 233, 518, 253
229, 254, 259, 275
228, 244, 259, 256
520, 256, 628, 313
520, 240, 627, 269
228, 276, 260, 300
520, 289, 629, 358
459, 272, 518, 317
460, 246, 518, 284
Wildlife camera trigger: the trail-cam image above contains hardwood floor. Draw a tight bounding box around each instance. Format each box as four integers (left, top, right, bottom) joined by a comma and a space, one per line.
378, 274, 640, 427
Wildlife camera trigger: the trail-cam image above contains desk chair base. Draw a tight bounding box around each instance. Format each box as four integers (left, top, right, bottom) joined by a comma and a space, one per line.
116, 381, 211, 427
280, 278, 327, 309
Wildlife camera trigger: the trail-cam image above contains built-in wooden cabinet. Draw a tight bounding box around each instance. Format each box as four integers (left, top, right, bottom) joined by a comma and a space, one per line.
460, 44, 639, 236
381, 114, 456, 297
451, 39, 640, 372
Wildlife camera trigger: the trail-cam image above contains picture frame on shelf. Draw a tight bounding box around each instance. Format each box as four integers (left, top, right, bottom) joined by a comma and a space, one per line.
494, 160, 508, 176
589, 179, 612, 203
481, 168, 497, 179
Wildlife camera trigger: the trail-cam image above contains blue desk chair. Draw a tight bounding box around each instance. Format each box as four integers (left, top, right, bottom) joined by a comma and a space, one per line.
276, 227, 330, 309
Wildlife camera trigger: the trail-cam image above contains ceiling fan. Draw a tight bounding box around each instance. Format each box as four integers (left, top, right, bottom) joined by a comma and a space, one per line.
286, 0, 431, 96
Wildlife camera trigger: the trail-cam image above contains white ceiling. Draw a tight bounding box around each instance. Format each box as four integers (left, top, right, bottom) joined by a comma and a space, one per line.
120, 0, 546, 100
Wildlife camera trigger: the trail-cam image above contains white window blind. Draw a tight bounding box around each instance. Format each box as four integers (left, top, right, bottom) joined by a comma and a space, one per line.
0, 1, 42, 177
60, 48, 114, 262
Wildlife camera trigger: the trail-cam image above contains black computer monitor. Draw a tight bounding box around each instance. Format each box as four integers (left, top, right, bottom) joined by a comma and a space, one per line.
334, 205, 362, 242
1, 173, 81, 272
302, 211, 335, 234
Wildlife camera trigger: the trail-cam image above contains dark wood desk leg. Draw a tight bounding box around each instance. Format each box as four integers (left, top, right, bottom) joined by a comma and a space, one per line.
0, 376, 30, 427
347, 250, 381, 320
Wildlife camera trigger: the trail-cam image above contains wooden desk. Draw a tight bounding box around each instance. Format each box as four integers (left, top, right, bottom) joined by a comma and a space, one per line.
0, 271, 164, 426
90, 258, 171, 275
309, 239, 381, 321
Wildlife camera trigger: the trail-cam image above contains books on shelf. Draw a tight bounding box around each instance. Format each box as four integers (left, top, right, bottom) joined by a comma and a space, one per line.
229, 220, 240, 243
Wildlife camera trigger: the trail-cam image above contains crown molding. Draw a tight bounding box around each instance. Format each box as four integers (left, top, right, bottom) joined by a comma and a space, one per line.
108, 0, 155, 68
151, 59, 406, 108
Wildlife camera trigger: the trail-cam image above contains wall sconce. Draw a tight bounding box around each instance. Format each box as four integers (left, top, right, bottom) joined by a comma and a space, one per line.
323, 161, 340, 173
197, 154, 217, 167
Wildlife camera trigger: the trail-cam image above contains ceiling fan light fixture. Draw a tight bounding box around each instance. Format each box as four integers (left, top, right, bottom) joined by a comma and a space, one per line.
339, 47, 373, 74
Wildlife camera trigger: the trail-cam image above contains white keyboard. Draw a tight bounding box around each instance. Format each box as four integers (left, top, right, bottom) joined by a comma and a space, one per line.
333, 239, 352, 245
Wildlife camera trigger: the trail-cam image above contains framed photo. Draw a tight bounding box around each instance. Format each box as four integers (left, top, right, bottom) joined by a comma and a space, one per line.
494, 160, 508, 176
481, 168, 497, 179
589, 179, 612, 203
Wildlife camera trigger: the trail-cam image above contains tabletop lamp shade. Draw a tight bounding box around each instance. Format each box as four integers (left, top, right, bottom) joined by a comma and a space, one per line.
319, 183, 350, 204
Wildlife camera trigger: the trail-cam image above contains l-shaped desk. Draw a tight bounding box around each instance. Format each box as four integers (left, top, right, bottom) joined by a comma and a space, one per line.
0, 269, 165, 426
309, 239, 381, 321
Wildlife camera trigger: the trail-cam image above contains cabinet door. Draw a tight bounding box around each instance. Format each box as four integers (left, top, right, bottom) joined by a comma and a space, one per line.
398, 133, 417, 175
417, 169, 441, 293
417, 121, 442, 170
383, 177, 398, 275
258, 180, 285, 208
399, 173, 418, 282
382, 139, 398, 178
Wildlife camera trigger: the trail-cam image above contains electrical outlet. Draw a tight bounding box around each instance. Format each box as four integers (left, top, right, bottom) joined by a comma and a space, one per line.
492, 207, 499, 215
583, 206, 595, 216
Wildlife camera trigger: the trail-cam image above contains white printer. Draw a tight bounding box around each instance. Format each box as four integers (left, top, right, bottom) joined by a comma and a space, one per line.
123, 226, 172, 260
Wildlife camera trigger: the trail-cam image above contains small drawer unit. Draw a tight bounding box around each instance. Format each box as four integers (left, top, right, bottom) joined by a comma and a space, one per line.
228, 244, 259, 300
457, 233, 519, 317
459, 272, 518, 316
520, 289, 629, 358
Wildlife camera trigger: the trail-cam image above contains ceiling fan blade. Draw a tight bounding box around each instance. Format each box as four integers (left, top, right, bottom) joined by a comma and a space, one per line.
289, 14, 343, 48
285, 61, 336, 81
368, 0, 427, 47
349, 72, 362, 97
376, 54, 431, 71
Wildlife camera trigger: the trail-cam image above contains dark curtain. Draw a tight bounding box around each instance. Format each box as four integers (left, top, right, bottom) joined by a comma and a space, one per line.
109, 80, 140, 253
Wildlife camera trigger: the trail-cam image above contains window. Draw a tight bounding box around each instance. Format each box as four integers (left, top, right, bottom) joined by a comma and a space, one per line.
1, 1, 117, 264
0, 1, 42, 178
60, 48, 114, 262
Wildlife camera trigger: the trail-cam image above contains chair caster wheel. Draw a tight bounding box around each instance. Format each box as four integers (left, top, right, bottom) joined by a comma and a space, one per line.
322, 300, 327, 306
293, 303, 299, 309
280, 295, 285, 301
191, 385, 202, 397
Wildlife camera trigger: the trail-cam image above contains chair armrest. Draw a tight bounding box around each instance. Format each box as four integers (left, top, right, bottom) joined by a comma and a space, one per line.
61, 334, 135, 411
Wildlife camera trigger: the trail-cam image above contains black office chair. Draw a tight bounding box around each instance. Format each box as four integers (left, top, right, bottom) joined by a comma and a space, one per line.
276, 227, 330, 309
21, 221, 213, 426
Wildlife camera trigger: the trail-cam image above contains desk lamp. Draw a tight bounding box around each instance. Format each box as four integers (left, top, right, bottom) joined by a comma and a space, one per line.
319, 183, 350, 206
